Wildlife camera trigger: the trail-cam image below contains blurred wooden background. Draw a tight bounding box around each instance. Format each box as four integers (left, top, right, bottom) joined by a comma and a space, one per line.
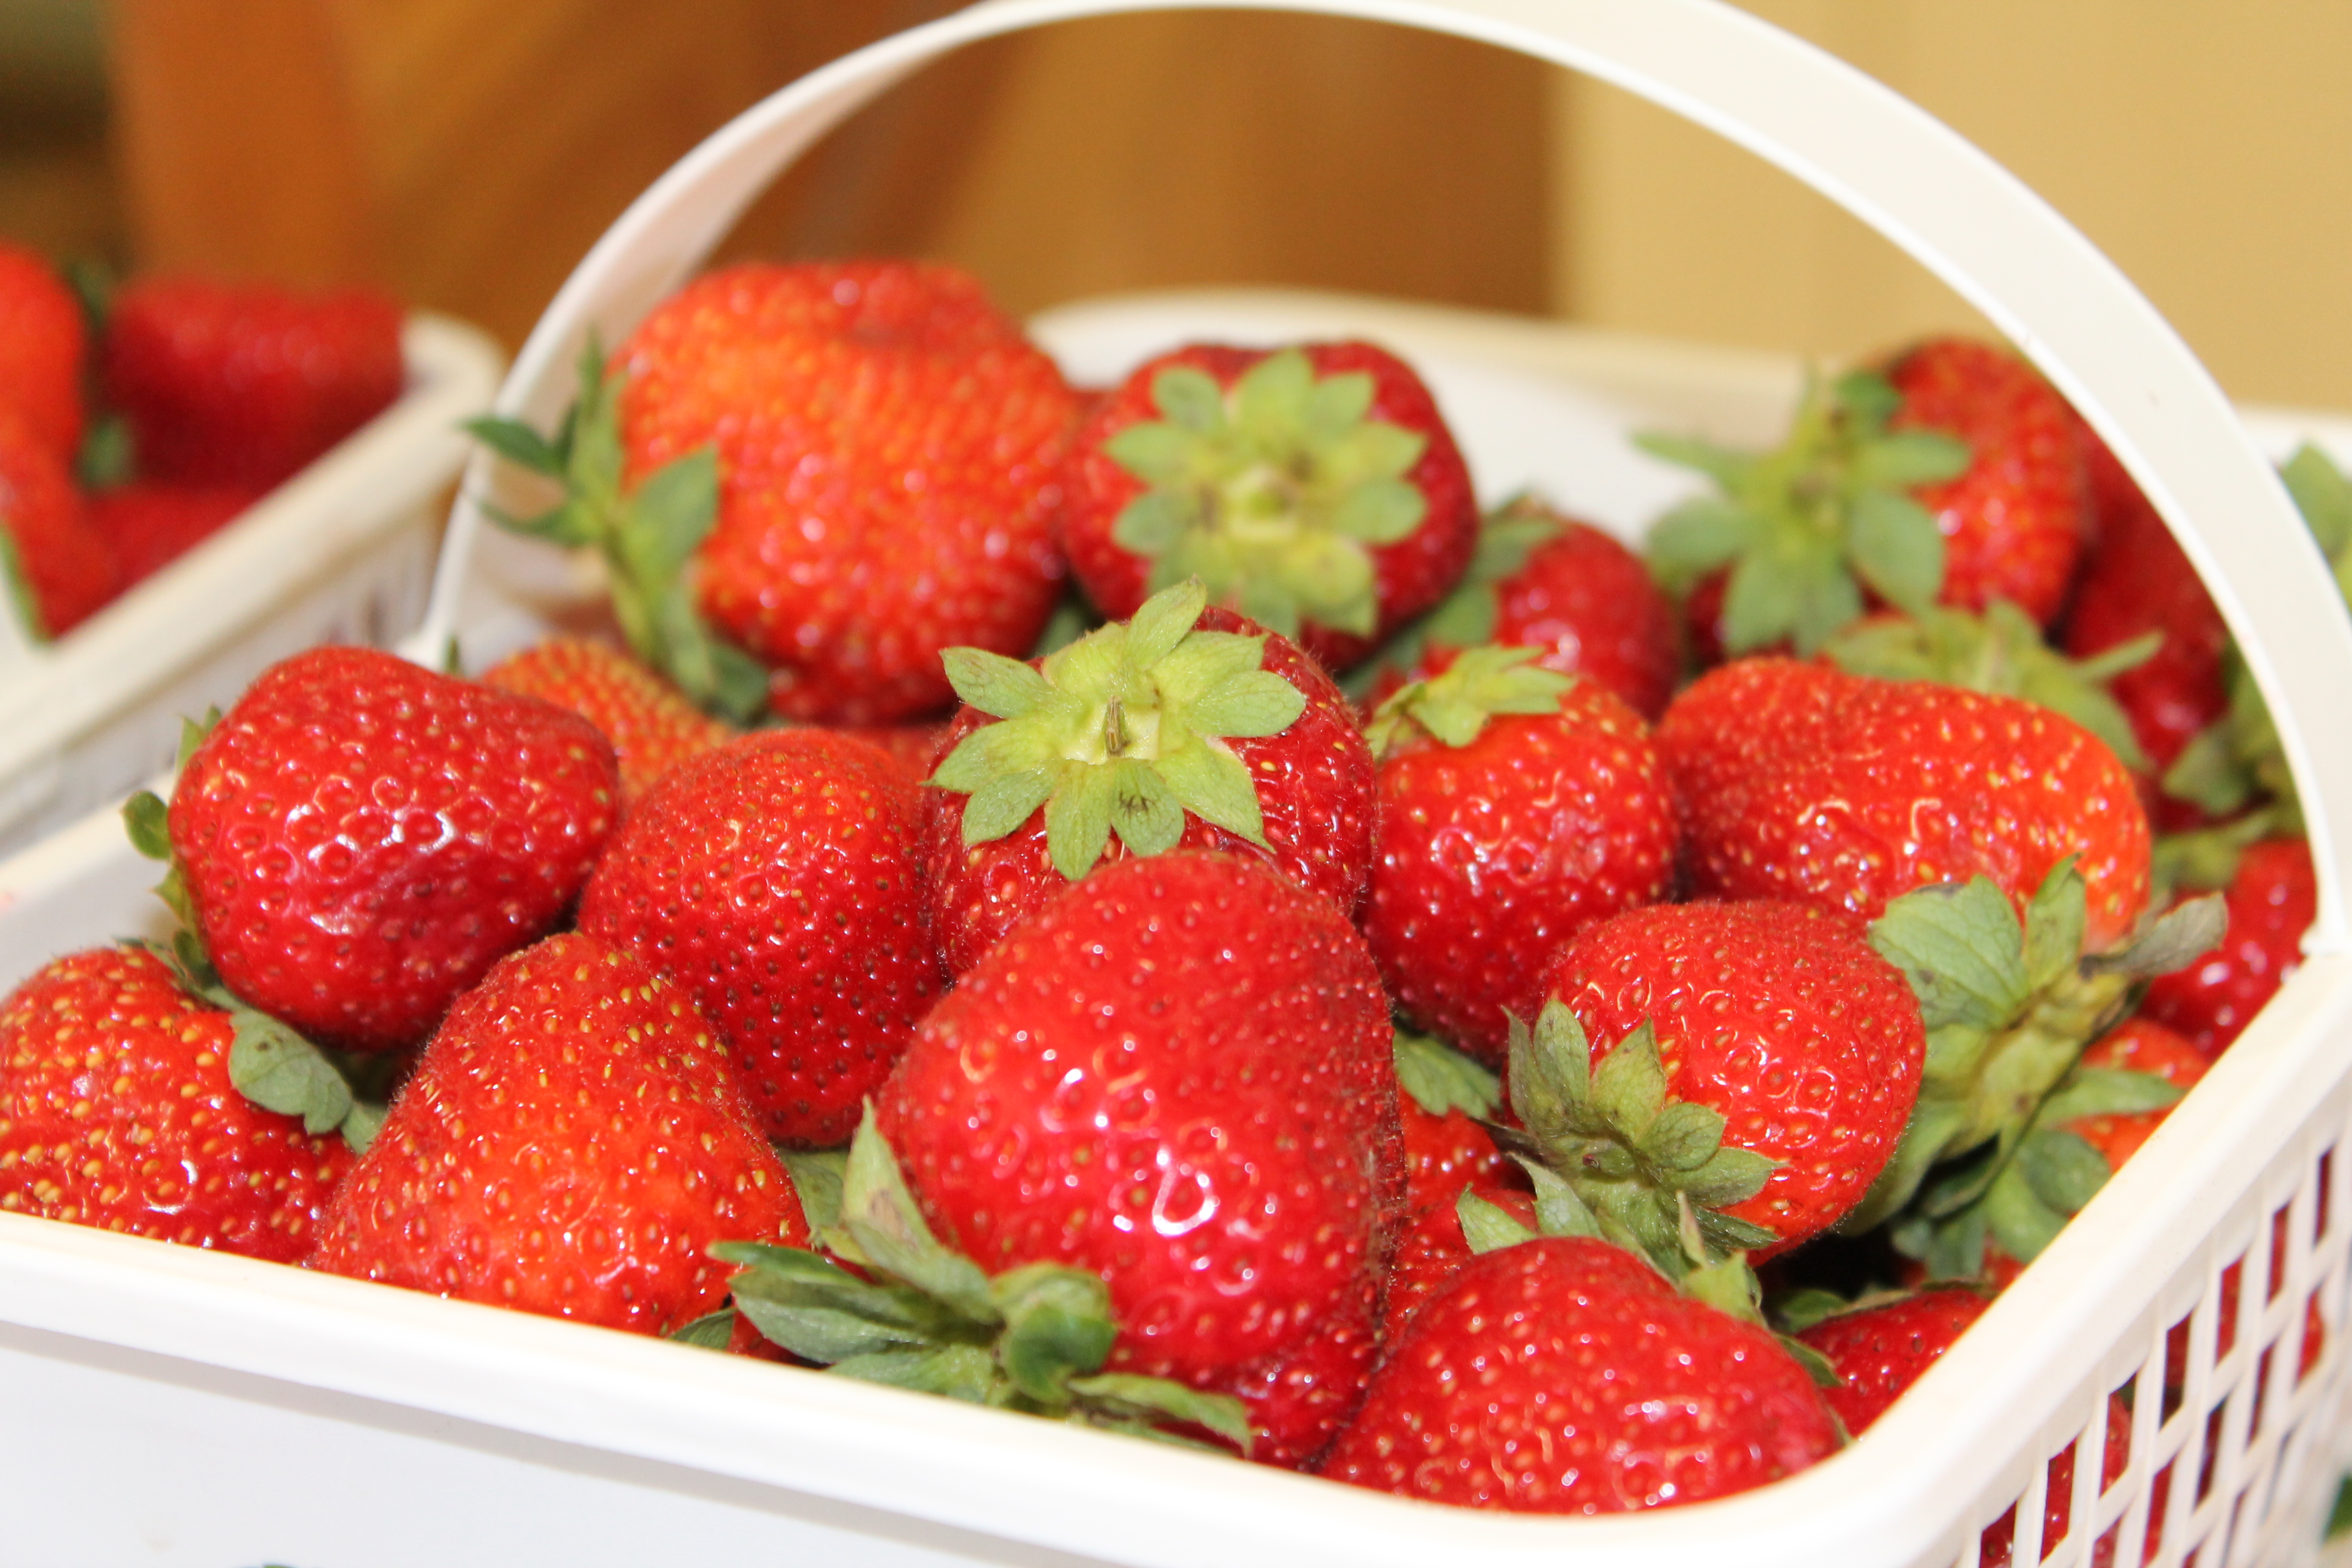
4, 0, 2350, 407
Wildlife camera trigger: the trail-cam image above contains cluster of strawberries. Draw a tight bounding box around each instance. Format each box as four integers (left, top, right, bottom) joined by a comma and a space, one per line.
0, 258, 2329, 1527
0, 242, 404, 640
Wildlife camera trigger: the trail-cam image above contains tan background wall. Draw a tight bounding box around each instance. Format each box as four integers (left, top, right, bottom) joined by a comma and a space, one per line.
1553, 2, 2352, 408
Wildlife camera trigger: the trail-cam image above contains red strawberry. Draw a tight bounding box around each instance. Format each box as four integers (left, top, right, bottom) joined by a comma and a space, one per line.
1381, 1181, 1531, 1341
1321, 1234, 1839, 1511
1060, 339, 1476, 673
1400, 1091, 1509, 1218
1658, 657, 2152, 950
0, 946, 352, 1261
480, 636, 734, 810
0, 242, 86, 462
579, 728, 938, 1147
88, 482, 261, 587
1795, 1286, 1989, 1434
618, 260, 1077, 724
0, 409, 116, 638
2061, 1017, 2209, 1171
1363, 647, 1678, 1064
167, 647, 620, 1054
310, 933, 805, 1334
1536, 899, 1926, 1258
1407, 499, 1680, 720
1883, 337, 2087, 625
922, 582, 1374, 976
1980, 1392, 2134, 1568
874, 850, 1400, 1468
2062, 486, 2228, 783
2140, 837, 2313, 1057
102, 277, 404, 489
826, 717, 951, 786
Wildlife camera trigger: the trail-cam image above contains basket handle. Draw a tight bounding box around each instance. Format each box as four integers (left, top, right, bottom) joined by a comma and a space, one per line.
429, 0, 2351, 951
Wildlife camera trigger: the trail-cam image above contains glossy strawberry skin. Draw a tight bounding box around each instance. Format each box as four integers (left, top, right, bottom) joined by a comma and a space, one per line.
0, 242, 86, 462
310, 933, 805, 1335
1543, 899, 1926, 1253
579, 728, 939, 1147
1366, 682, 1678, 1065
2140, 839, 2314, 1057
875, 851, 1400, 1469
2062, 486, 2228, 779
481, 636, 733, 811
1060, 340, 1477, 673
169, 647, 620, 1054
1659, 658, 2152, 951
2066, 1017, 2209, 1172
1420, 515, 1680, 720
89, 482, 261, 587
1400, 1095, 1509, 1216
103, 278, 404, 489
0, 410, 116, 638
1885, 337, 2087, 627
1322, 1235, 1839, 1512
922, 607, 1375, 976
1796, 1286, 1990, 1435
619, 260, 1077, 725
0, 946, 351, 1261
1381, 1181, 1530, 1342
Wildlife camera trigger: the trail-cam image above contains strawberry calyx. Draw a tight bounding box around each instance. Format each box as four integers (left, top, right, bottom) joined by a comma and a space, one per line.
1822, 599, 2158, 771
1496, 1000, 1780, 1276
710, 1111, 1254, 1455
465, 336, 767, 723
1103, 348, 1430, 641
1849, 861, 2224, 1246
1392, 1027, 1502, 1120
1642, 369, 1971, 655
0, 524, 49, 644
928, 579, 1308, 883
1363, 644, 1575, 759
2151, 808, 2289, 905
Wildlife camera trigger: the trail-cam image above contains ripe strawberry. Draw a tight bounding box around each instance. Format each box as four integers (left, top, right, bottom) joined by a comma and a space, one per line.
874, 850, 1400, 1468
480, 636, 733, 810
167, 646, 620, 1054
1060, 339, 1476, 673
0, 408, 117, 639
102, 277, 404, 489
617, 260, 1077, 724
1400, 498, 1679, 720
1393, 1031, 1511, 1216
311, 933, 806, 1334
0, 946, 351, 1261
1535, 899, 1926, 1259
1321, 1234, 1839, 1512
88, 482, 260, 587
922, 581, 1374, 976
2062, 486, 2228, 783
1363, 646, 1677, 1064
826, 718, 950, 786
1381, 1180, 1531, 1342
1658, 657, 2152, 950
1794, 1286, 1989, 1434
1980, 1393, 2134, 1568
579, 727, 938, 1147
2140, 837, 2313, 1057
1883, 338, 2087, 625
2061, 1017, 2209, 1170
0, 242, 86, 462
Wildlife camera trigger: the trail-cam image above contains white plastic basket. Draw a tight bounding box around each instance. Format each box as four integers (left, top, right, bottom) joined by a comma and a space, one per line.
3, 3, 2350, 1565
0, 312, 504, 857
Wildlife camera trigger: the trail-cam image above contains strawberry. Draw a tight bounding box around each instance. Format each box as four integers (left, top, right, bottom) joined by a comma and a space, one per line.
480, 636, 733, 810
0, 946, 352, 1261
1363, 646, 1678, 1064
165, 646, 620, 1054
1531, 899, 1926, 1261
310, 933, 806, 1335
1658, 657, 2152, 951
1793, 1286, 1989, 1434
1392, 497, 1679, 720
1392, 1030, 1511, 1216
102, 277, 404, 489
2061, 484, 2228, 782
616, 259, 1077, 724
1645, 340, 2083, 659
872, 850, 1400, 1468
2140, 837, 2314, 1057
921, 581, 1374, 976
0, 242, 86, 462
1979, 1393, 2134, 1568
0, 408, 117, 639
826, 718, 951, 786
1320, 1234, 1839, 1512
88, 482, 261, 587
579, 727, 938, 1147
2060, 1017, 2208, 1170
1381, 1180, 1531, 1342
1059, 339, 1476, 673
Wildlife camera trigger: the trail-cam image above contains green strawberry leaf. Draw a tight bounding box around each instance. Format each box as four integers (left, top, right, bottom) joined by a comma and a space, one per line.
667, 1308, 738, 1350
1844, 489, 1946, 614
122, 791, 172, 862
1870, 877, 2032, 1036
836, 1115, 997, 1324
461, 414, 567, 477
1457, 1188, 1538, 1254
1391, 1030, 1502, 1120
